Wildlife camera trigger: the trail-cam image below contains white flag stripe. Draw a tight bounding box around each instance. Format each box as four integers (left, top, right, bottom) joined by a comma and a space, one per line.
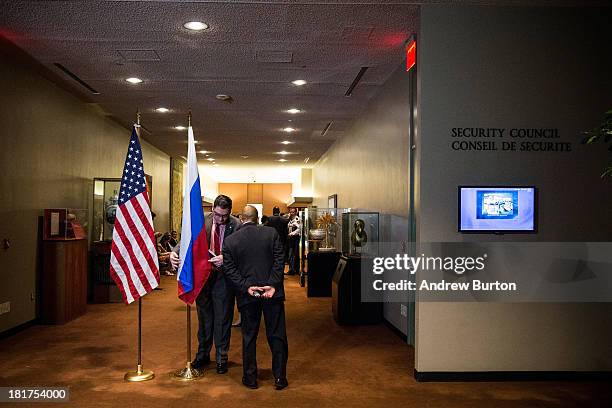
178, 126, 196, 278
109, 258, 135, 303
109, 247, 136, 304
111, 222, 148, 297
115, 209, 158, 290
125, 198, 160, 274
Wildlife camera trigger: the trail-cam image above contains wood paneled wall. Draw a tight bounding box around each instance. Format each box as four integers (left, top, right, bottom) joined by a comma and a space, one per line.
218, 183, 292, 215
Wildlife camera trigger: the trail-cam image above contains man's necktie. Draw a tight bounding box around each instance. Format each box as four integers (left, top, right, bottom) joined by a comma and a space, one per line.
213, 226, 221, 255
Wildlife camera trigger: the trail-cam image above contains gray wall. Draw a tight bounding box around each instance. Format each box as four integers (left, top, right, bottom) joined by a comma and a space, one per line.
0, 43, 171, 333
416, 6, 612, 371
313, 63, 412, 334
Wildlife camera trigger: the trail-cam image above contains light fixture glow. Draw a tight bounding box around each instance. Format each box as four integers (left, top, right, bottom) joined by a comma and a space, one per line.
155, 107, 170, 113
278, 159, 288, 162
125, 77, 143, 84
286, 108, 301, 114
174, 125, 187, 130
213, 163, 220, 167
198, 150, 211, 154
184, 21, 209, 31
277, 151, 290, 155
241, 155, 249, 159
281, 140, 293, 145
207, 158, 215, 161
291, 79, 307, 86
282, 127, 296, 133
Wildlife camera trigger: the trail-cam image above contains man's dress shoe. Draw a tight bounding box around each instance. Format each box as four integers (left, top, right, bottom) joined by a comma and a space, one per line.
191, 358, 210, 370
242, 378, 258, 389
274, 378, 289, 390
216, 362, 228, 374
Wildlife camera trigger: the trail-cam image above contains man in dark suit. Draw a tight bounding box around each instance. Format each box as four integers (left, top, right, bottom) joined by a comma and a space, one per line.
170, 194, 239, 374
266, 206, 288, 262
223, 205, 289, 390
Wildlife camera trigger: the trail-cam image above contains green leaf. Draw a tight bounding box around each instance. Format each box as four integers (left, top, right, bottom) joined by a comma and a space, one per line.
601, 166, 612, 179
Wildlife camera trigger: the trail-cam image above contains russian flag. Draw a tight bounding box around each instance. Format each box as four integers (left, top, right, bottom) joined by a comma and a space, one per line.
177, 126, 211, 304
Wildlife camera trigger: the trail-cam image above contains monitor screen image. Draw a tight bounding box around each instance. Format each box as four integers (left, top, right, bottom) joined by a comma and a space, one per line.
459, 186, 537, 233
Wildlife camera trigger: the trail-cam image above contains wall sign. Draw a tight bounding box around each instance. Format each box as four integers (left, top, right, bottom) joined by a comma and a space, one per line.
450, 127, 572, 152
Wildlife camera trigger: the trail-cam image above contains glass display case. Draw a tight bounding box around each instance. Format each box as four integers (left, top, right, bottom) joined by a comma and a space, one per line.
43, 208, 88, 240
304, 207, 349, 252
341, 211, 379, 256
92, 178, 121, 242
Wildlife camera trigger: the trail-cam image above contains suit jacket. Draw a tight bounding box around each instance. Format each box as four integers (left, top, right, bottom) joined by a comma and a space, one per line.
172, 213, 240, 255
222, 223, 285, 307
266, 215, 289, 245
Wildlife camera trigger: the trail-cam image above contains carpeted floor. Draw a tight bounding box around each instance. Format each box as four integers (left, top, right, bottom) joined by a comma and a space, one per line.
0, 274, 610, 407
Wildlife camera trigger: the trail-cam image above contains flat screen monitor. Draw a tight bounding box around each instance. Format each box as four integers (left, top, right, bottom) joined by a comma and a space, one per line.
458, 186, 537, 233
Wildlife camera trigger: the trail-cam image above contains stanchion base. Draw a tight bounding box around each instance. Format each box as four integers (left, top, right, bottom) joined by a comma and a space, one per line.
124, 365, 155, 382
172, 362, 204, 381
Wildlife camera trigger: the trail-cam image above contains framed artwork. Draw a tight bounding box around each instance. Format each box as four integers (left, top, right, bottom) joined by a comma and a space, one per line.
328, 194, 337, 209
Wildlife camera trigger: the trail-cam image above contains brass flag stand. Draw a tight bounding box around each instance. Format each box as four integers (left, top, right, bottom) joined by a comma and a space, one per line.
125, 110, 155, 382
173, 111, 203, 381
173, 304, 203, 380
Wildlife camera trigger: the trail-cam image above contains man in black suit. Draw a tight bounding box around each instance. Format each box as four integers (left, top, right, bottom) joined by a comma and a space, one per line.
266, 206, 288, 262
223, 205, 289, 390
170, 195, 240, 374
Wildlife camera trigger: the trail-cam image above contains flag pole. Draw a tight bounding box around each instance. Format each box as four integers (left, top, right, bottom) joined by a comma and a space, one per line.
124, 109, 155, 382
173, 110, 202, 381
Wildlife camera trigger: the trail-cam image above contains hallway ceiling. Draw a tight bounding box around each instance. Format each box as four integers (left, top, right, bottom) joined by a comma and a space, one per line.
0, 0, 420, 166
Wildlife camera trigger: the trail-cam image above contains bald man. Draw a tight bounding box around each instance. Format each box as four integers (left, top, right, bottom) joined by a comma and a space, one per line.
222, 205, 288, 390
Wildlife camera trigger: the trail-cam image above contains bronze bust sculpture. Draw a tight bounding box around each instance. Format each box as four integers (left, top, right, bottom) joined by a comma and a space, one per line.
351, 219, 367, 253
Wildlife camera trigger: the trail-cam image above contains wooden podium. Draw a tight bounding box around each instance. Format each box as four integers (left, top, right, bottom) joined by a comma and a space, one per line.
41, 239, 88, 324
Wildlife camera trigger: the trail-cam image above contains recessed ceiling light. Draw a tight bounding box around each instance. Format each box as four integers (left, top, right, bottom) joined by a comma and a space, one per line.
281, 140, 293, 145
198, 150, 211, 154
286, 108, 301, 114
282, 127, 296, 133
207, 158, 215, 161
125, 77, 143, 84
155, 107, 170, 113
241, 155, 249, 159
277, 151, 290, 155
174, 125, 187, 130
278, 159, 288, 162
292, 80, 307, 86
215, 94, 233, 102
184, 21, 209, 31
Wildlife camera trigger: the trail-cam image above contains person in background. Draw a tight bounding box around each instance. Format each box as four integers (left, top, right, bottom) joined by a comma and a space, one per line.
156, 232, 173, 276
223, 205, 289, 390
266, 206, 288, 266
286, 208, 301, 276
169, 230, 179, 250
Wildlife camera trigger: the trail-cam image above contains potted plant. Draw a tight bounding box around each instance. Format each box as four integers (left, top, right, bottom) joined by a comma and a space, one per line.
582, 109, 612, 178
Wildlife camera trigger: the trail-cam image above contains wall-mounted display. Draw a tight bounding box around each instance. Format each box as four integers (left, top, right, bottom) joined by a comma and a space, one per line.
458, 186, 537, 234
93, 178, 121, 242
43, 208, 88, 240
341, 212, 379, 256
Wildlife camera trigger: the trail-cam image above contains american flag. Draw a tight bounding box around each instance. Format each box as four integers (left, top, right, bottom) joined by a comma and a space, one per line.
110, 126, 160, 304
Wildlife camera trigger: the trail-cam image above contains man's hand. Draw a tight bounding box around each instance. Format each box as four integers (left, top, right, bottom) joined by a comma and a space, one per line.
261, 286, 276, 299
248, 286, 264, 297
169, 251, 180, 270
208, 254, 223, 267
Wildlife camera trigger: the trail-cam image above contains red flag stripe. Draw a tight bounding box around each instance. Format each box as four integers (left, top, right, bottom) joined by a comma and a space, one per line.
113, 217, 155, 294
135, 193, 156, 241
130, 195, 159, 266
120, 199, 159, 285
110, 243, 141, 303
111, 223, 151, 297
